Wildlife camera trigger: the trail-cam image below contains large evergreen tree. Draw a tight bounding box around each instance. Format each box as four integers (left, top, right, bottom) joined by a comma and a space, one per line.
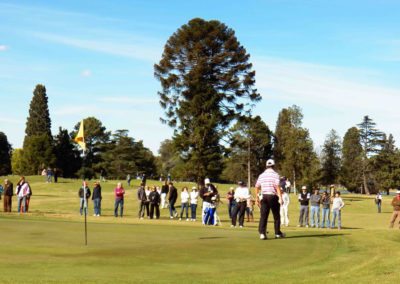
21, 84, 55, 174
357, 115, 384, 194
340, 127, 363, 192
154, 18, 261, 184
54, 127, 82, 178
320, 129, 341, 186
11, 149, 23, 175
0, 132, 12, 175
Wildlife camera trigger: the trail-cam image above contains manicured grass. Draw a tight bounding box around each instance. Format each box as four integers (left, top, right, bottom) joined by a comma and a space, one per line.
0, 176, 399, 283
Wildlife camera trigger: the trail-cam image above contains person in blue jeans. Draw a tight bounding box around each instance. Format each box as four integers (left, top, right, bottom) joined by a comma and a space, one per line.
78, 181, 91, 216
331, 191, 345, 229
92, 181, 102, 216
179, 187, 190, 221
114, 182, 125, 217
320, 191, 331, 228
309, 188, 321, 228
190, 187, 199, 221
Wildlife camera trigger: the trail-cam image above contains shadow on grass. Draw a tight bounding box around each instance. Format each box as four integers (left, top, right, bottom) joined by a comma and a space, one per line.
199, 237, 226, 240
284, 233, 347, 239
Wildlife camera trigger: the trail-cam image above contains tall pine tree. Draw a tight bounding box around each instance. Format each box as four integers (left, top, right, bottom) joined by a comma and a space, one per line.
154, 18, 261, 184
320, 129, 341, 186
340, 127, 363, 192
22, 84, 55, 174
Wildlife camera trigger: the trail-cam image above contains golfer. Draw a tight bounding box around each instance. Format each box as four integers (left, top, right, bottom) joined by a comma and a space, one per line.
255, 159, 285, 240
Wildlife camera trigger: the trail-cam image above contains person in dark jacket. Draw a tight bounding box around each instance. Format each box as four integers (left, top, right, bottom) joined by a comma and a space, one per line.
3, 179, 13, 212
149, 186, 161, 219
92, 181, 102, 216
78, 181, 91, 216
137, 183, 147, 219
168, 182, 178, 218
298, 186, 310, 227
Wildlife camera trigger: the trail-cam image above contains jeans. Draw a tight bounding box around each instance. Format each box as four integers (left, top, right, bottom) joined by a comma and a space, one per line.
310, 206, 320, 227
321, 207, 330, 228
377, 201, 381, 213
180, 202, 189, 219
17, 196, 26, 213
190, 203, 197, 220
114, 198, 124, 217
228, 201, 236, 219
203, 205, 216, 225
231, 201, 246, 226
299, 205, 309, 226
93, 198, 101, 215
169, 198, 177, 217
331, 209, 341, 228
79, 198, 88, 215
258, 195, 282, 236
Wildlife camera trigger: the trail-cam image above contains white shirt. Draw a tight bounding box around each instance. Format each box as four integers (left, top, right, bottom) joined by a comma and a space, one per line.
332, 197, 345, 211
190, 191, 198, 204
181, 191, 190, 203
234, 186, 250, 202
16, 183, 30, 198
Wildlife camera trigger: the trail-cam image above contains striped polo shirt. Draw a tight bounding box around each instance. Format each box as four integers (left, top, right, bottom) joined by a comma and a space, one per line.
255, 168, 280, 195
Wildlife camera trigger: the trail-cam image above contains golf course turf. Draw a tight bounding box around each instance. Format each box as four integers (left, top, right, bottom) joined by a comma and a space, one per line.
0, 176, 399, 283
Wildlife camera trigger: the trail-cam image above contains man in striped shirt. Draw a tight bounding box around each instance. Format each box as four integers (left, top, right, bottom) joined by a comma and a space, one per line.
255, 159, 285, 240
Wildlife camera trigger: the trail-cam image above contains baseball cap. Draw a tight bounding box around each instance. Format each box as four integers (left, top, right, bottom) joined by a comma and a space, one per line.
266, 159, 275, 166
301, 186, 307, 190
204, 178, 211, 185
238, 180, 244, 186
396, 190, 400, 194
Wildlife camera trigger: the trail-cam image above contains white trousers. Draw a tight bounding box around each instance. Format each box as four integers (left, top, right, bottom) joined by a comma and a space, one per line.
161, 193, 167, 208
280, 205, 289, 226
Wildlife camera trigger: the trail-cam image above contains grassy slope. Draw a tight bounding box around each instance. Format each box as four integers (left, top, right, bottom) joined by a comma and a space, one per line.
0, 176, 399, 284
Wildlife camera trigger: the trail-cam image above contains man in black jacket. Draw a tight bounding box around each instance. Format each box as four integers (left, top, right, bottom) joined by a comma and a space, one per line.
92, 181, 102, 216
149, 186, 161, 219
168, 182, 178, 218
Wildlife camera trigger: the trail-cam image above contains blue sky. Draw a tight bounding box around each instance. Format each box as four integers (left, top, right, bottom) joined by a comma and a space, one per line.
1, 0, 399, 154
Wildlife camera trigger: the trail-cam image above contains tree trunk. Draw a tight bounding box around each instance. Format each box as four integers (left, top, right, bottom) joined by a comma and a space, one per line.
363, 171, 370, 195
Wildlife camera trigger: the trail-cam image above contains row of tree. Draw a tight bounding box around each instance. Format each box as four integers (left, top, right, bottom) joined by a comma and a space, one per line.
2, 84, 157, 180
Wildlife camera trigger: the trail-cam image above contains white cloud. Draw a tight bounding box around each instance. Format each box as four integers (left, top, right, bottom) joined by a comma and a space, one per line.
253, 56, 400, 146
31, 32, 161, 62
81, 69, 92, 77
0, 45, 8, 51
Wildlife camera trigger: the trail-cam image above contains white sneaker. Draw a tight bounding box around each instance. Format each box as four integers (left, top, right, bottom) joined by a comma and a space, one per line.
186, 218, 189, 221
93, 214, 96, 216
170, 216, 174, 219
231, 225, 235, 228
260, 234, 266, 240
306, 225, 309, 228
179, 218, 182, 221
239, 225, 243, 228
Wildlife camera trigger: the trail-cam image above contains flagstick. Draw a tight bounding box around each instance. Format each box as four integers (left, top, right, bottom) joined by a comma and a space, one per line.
83, 148, 88, 246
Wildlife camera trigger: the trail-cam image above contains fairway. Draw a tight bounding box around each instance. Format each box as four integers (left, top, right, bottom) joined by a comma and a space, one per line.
0, 176, 399, 284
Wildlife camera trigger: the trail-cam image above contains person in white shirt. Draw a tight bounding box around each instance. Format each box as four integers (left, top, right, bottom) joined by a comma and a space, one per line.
190, 187, 199, 221
231, 181, 249, 228
179, 187, 190, 221
331, 191, 345, 229
280, 190, 290, 226
375, 192, 382, 213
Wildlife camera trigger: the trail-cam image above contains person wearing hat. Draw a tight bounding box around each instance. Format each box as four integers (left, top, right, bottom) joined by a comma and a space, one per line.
199, 178, 219, 225
231, 181, 249, 228
298, 186, 310, 227
255, 159, 285, 240
3, 179, 13, 212
320, 191, 331, 228
389, 189, 400, 228
190, 186, 199, 221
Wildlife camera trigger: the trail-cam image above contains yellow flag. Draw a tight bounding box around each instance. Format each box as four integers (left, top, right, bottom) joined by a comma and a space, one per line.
74, 120, 86, 151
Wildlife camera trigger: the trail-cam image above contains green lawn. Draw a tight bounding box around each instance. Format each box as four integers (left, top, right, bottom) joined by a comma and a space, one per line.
0, 176, 399, 283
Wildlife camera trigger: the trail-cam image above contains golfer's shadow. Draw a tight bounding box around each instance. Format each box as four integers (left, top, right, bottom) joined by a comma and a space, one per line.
283, 233, 347, 239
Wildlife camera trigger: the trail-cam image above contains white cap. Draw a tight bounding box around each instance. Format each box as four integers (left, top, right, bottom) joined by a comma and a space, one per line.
266, 159, 275, 167
204, 178, 211, 185
302, 186, 307, 190
396, 190, 400, 194
192, 186, 197, 190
